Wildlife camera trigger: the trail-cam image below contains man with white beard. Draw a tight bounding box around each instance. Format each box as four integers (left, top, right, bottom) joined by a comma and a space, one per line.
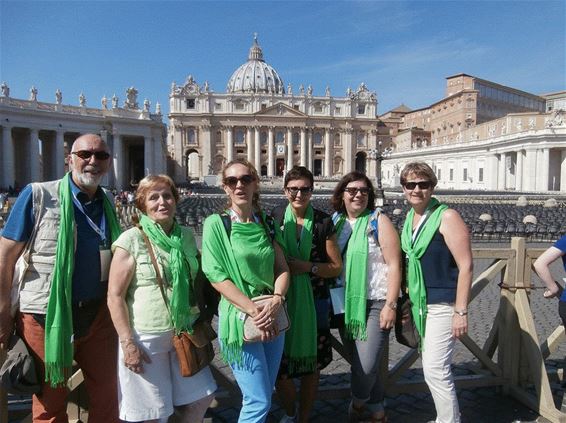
0, 134, 122, 422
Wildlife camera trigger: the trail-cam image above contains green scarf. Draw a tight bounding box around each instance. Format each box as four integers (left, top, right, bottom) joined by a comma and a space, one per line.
278, 204, 317, 374
139, 214, 193, 335
339, 209, 371, 340
400, 198, 447, 341
201, 213, 274, 364
44, 173, 122, 387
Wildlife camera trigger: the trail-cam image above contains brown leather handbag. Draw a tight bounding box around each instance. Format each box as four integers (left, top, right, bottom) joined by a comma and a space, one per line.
138, 227, 217, 377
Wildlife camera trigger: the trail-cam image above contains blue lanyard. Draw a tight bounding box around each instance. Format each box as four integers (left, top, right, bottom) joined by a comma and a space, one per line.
71, 193, 107, 243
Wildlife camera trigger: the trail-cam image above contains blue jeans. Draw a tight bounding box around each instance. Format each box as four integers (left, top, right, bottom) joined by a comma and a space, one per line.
229, 335, 285, 422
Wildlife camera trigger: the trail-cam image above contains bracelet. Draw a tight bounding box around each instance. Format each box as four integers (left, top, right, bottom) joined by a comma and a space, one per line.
119, 337, 135, 345
454, 309, 468, 316
386, 301, 398, 311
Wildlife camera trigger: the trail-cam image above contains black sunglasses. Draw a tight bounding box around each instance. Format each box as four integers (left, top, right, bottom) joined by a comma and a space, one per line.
344, 187, 370, 196
403, 181, 432, 190
224, 174, 255, 188
72, 150, 111, 161
286, 186, 313, 195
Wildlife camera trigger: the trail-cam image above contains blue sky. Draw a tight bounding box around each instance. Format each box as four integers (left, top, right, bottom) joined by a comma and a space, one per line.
1, 0, 564, 118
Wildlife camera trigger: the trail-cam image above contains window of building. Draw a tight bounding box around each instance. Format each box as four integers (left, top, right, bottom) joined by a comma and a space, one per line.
294, 150, 299, 155
261, 103, 267, 110
261, 131, 268, 145
235, 129, 245, 145
315, 150, 322, 155
293, 105, 300, 110
478, 168, 484, 182
234, 102, 245, 111
215, 102, 223, 111
449, 168, 454, 181
314, 103, 323, 113
357, 104, 366, 114
186, 98, 195, 109
357, 133, 366, 147
313, 132, 323, 145
437, 168, 442, 180
335, 106, 341, 115
463, 168, 468, 181
293, 132, 300, 145
237, 149, 244, 154
334, 133, 341, 146
261, 149, 266, 154
276, 131, 284, 143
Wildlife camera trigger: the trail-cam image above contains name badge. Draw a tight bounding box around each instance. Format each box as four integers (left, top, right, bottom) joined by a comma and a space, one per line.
100, 249, 111, 282
329, 287, 345, 315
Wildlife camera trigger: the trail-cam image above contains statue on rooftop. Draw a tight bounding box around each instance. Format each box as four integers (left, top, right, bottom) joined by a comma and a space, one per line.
55, 89, 62, 104
29, 86, 38, 102
1, 82, 10, 97
79, 92, 86, 107
101, 95, 108, 109
143, 98, 150, 112
125, 87, 138, 109
112, 94, 118, 109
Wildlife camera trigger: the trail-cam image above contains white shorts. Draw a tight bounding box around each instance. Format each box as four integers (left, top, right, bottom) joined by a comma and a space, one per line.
117, 330, 217, 422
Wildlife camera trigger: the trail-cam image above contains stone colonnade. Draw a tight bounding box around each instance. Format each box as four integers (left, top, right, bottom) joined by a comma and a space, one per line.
0, 125, 162, 190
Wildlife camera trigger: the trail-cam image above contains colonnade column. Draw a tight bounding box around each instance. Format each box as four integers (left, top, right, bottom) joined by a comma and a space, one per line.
2, 126, 14, 189
113, 132, 124, 190
55, 130, 65, 179
201, 124, 212, 176
537, 148, 550, 191
247, 127, 254, 164
487, 154, 498, 190
267, 127, 275, 177
30, 128, 41, 182
516, 150, 524, 191
324, 128, 332, 177
524, 149, 537, 191
300, 128, 307, 167
144, 135, 153, 176
286, 128, 293, 172
307, 129, 313, 171
254, 127, 261, 174
497, 152, 506, 190
560, 150, 566, 192
226, 126, 233, 163
173, 125, 184, 183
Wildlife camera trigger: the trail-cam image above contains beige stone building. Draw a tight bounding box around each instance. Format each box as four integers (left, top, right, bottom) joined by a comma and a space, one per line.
167, 35, 391, 183
380, 75, 566, 192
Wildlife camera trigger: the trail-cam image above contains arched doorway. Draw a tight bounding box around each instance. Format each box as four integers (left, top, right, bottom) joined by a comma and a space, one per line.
276, 158, 285, 177
355, 152, 367, 174
185, 149, 200, 180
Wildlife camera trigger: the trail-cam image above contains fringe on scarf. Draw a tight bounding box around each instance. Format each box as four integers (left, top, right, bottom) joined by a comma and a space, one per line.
287, 356, 318, 375
345, 320, 368, 341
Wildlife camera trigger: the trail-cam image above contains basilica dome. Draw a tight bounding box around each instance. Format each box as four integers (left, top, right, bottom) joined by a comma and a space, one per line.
227, 35, 285, 94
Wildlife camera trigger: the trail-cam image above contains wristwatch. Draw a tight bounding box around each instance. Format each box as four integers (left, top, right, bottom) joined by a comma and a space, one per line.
310, 263, 319, 275
454, 309, 468, 316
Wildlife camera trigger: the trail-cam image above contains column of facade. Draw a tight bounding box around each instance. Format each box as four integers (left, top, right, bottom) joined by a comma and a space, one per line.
343, 129, 353, 174
173, 125, 184, 183
537, 148, 550, 191
307, 129, 313, 171
247, 127, 254, 164
324, 128, 332, 177
267, 127, 275, 177
497, 152, 506, 190
2, 126, 14, 189
201, 124, 212, 176
286, 128, 293, 172
524, 149, 537, 191
226, 126, 234, 163
113, 132, 125, 190
254, 127, 261, 173
30, 129, 41, 182
515, 150, 524, 191
487, 154, 498, 190
300, 128, 307, 167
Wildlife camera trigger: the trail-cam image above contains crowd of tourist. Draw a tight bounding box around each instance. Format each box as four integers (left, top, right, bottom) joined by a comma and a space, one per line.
7, 132, 563, 423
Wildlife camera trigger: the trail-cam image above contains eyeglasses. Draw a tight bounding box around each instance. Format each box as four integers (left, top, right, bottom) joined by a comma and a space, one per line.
344, 187, 370, 196
403, 181, 432, 190
286, 186, 313, 196
223, 174, 255, 188
72, 150, 111, 161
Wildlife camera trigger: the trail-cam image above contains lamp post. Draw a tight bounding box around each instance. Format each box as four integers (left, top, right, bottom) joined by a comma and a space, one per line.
368, 141, 392, 206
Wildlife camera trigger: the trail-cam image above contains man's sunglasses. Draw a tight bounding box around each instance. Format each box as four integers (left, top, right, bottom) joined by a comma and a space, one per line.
403, 181, 432, 190
286, 186, 313, 195
72, 150, 111, 161
344, 187, 370, 196
224, 174, 255, 187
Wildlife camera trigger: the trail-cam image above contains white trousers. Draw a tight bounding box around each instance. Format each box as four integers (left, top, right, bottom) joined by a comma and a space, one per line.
421, 304, 461, 423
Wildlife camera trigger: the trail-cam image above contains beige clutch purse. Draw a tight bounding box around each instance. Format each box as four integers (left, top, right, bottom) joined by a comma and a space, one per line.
243, 295, 290, 342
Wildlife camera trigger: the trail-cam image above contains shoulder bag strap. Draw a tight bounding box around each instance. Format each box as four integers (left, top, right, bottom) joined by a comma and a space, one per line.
137, 226, 169, 310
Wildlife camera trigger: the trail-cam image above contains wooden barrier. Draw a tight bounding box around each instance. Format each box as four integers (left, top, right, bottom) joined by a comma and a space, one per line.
3, 237, 566, 422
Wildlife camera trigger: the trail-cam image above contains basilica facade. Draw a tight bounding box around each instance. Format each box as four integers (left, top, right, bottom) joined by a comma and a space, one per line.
167, 35, 391, 183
